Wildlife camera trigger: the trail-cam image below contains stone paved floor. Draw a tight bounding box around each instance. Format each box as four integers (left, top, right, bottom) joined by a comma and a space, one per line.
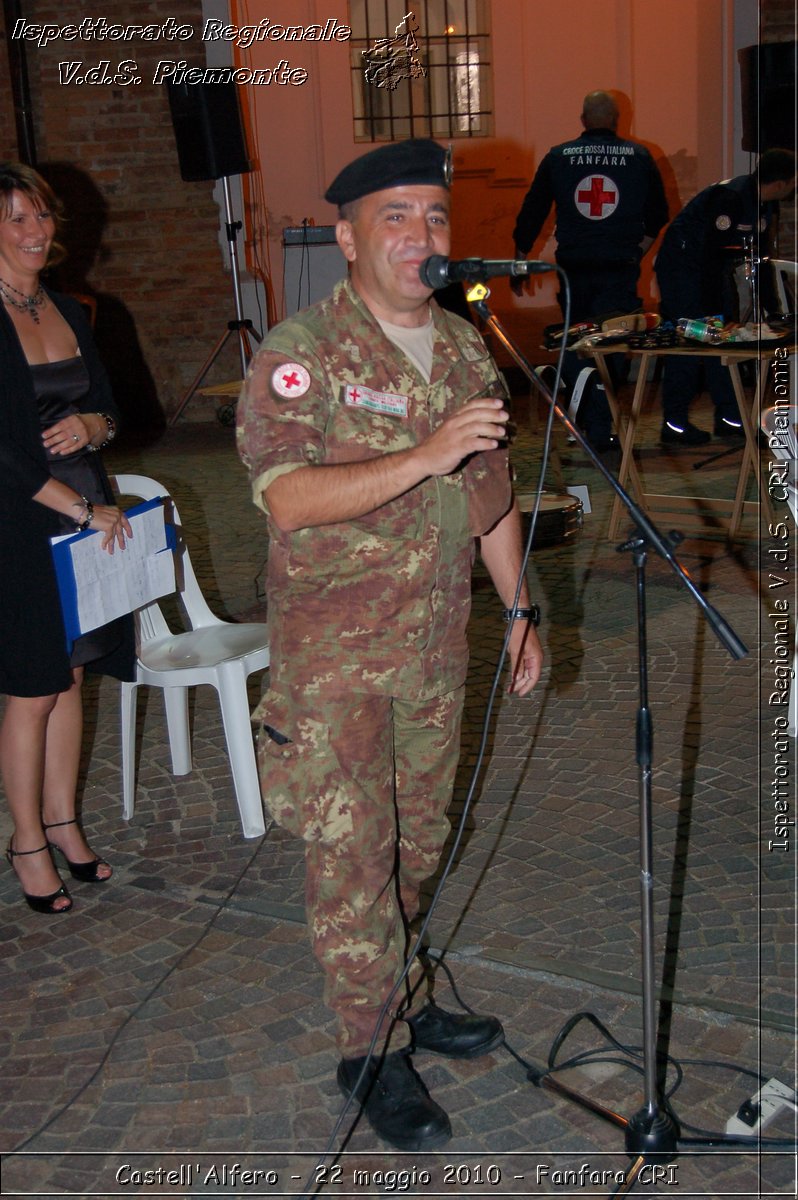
0, 384, 795, 1199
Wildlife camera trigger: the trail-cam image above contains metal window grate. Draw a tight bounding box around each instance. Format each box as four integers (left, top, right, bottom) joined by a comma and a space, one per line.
350, 1, 493, 142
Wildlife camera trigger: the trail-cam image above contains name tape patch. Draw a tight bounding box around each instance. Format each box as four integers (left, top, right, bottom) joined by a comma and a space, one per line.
345, 385, 408, 418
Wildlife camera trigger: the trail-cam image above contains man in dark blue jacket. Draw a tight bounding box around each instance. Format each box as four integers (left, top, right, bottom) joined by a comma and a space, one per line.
655, 148, 796, 445
513, 91, 668, 450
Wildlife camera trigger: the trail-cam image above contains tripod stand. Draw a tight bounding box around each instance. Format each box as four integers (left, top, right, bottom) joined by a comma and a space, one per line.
464, 277, 750, 1194
169, 174, 262, 426
691, 238, 763, 472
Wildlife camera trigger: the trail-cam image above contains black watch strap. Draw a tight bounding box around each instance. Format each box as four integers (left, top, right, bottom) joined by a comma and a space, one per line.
502, 604, 540, 626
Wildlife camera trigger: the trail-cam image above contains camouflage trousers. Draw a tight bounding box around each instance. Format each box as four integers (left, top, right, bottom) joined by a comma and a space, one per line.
255, 683, 465, 1057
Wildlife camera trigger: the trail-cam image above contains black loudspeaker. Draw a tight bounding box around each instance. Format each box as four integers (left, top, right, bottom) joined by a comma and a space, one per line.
167, 81, 251, 181
738, 42, 797, 153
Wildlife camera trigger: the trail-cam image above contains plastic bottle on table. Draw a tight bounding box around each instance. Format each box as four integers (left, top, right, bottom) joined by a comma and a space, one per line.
676, 317, 724, 345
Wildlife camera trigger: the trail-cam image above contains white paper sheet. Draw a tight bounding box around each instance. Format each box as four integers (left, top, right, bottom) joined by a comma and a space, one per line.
51, 501, 175, 637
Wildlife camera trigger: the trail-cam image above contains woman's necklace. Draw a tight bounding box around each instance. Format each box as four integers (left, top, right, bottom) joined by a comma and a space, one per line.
0, 276, 46, 323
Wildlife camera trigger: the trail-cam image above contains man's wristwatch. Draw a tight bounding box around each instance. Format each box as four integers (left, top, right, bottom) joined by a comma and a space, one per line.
502, 605, 540, 626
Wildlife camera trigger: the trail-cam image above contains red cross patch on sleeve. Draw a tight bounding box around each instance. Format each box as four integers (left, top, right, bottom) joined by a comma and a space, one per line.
271, 363, 311, 399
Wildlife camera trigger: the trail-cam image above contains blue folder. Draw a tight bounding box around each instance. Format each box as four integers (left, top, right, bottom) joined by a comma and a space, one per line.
51, 496, 177, 649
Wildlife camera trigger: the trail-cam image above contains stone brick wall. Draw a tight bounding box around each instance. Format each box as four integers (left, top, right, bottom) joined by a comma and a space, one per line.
0, 2, 237, 432
763, 0, 797, 39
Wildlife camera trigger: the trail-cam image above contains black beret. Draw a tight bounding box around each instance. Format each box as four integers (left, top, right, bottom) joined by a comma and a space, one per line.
325, 139, 451, 206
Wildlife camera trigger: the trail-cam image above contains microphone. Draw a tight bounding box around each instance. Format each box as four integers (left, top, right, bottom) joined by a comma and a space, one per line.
420, 255, 555, 288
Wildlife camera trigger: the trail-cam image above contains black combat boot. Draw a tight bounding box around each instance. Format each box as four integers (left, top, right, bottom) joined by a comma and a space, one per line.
407, 1002, 505, 1058
337, 1049, 451, 1151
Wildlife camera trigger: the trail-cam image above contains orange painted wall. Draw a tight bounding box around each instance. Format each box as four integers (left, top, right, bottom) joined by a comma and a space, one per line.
231, 0, 733, 332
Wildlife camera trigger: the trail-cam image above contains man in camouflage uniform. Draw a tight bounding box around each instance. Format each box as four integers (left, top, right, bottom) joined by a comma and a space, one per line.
237, 139, 543, 1151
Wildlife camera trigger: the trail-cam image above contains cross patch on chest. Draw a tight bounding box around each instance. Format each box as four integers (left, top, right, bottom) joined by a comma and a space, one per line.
344, 384, 409, 418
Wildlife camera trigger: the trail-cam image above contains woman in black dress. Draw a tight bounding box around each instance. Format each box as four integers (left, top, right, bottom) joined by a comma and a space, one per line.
0, 163, 133, 913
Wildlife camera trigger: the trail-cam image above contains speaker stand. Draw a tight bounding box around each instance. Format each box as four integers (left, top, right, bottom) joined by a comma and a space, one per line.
169, 175, 262, 426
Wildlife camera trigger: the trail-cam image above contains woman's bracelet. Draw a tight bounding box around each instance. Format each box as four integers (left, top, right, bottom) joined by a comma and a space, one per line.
502, 605, 540, 626
72, 495, 95, 531
87, 412, 117, 451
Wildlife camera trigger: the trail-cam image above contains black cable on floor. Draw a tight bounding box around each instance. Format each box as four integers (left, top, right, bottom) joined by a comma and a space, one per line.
522, 1007, 796, 1150
429, 956, 795, 1150
7, 829, 270, 1156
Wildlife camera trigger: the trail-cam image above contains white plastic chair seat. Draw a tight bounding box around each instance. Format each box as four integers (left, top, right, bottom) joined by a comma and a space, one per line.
113, 473, 269, 838
139, 624, 268, 673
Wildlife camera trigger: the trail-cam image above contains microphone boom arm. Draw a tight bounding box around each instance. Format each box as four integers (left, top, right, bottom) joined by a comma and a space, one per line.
466, 280, 747, 661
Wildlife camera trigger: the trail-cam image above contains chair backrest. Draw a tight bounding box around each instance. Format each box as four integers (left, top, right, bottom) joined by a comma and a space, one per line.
112, 473, 223, 645
769, 260, 797, 315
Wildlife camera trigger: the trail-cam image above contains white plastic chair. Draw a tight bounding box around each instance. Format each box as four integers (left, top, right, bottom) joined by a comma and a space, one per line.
565, 365, 598, 439
760, 407, 797, 736
768, 260, 797, 316
113, 474, 269, 837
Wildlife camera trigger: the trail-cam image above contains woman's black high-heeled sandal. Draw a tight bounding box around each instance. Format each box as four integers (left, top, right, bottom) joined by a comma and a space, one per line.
6, 841, 73, 913
43, 819, 112, 884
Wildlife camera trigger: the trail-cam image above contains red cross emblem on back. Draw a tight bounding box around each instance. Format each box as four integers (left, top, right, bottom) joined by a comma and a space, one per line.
574, 174, 619, 220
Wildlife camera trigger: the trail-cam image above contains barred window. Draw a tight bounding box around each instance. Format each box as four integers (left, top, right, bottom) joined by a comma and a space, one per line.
350, 2, 493, 142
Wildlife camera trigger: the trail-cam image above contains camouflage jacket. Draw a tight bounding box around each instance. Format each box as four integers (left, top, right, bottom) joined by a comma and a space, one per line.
237, 278, 512, 698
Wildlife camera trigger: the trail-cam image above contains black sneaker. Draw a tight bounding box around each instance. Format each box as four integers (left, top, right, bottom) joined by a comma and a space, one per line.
714, 415, 745, 440
660, 421, 711, 447
337, 1050, 452, 1151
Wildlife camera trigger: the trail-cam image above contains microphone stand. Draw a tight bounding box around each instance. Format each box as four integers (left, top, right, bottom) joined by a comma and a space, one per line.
464, 280, 749, 1195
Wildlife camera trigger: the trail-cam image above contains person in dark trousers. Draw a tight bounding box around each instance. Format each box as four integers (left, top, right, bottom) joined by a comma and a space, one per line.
655, 147, 796, 446
512, 91, 668, 450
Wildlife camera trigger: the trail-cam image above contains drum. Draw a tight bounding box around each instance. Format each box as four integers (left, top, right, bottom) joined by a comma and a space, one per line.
516, 491, 584, 549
